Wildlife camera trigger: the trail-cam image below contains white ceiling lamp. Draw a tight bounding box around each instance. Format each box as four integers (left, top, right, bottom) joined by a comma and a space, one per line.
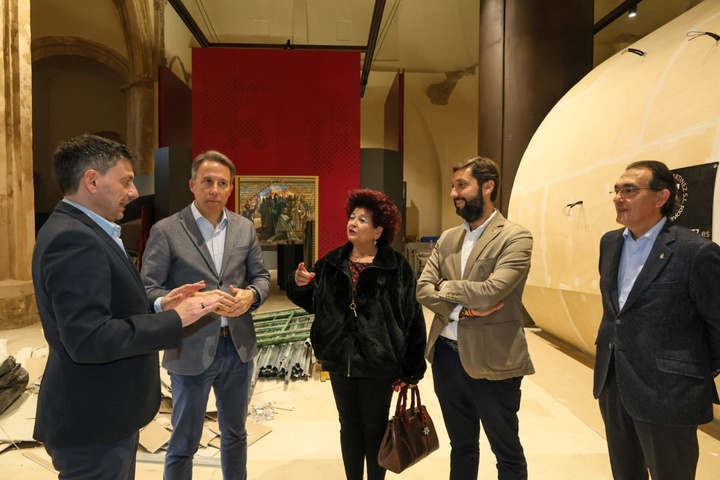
628, 3, 638, 18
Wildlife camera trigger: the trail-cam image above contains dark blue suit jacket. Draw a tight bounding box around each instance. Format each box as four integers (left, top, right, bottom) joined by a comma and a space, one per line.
593, 221, 720, 425
32, 201, 183, 447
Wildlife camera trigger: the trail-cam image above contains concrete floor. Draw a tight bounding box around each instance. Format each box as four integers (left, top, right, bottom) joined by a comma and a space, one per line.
2, 272, 720, 479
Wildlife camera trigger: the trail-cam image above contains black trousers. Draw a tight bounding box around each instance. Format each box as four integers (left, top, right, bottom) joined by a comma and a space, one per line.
599, 363, 699, 480
44, 431, 140, 480
432, 338, 527, 480
329, 373, 395, 480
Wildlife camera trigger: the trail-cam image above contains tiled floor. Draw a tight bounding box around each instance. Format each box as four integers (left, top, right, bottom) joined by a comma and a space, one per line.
2, 275, 720, 479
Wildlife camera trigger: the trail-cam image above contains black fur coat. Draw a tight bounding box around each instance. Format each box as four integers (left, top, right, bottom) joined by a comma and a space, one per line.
286, 242, 427, 383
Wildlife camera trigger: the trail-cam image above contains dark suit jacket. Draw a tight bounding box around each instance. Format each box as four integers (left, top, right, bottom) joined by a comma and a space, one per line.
31, 201, 183, 448
141, 205, 270, 375
594, 221, 720, 425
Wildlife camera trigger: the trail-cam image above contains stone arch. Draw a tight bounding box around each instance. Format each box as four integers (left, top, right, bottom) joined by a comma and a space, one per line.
31, 36, 130, 83
31, 51, 128, 216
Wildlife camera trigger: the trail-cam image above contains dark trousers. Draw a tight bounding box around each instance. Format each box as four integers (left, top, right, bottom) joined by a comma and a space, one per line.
45, 431, 139, 480
165, 336, 252, 480
599, 364, 699, 480
329, 373, 395, 480
432, 338, 527, 480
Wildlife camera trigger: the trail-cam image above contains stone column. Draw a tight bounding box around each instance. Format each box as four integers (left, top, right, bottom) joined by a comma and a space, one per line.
478, 0, 594, 213
119, 0, 159, 176
0, 0, 39, 328
125, 76, 157, 175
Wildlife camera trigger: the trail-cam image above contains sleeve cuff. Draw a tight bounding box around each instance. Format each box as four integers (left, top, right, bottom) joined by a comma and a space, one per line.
153, 296, 164, 313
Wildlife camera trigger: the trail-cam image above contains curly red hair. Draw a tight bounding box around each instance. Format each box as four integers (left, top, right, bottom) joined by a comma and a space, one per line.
345, 189, 402, 244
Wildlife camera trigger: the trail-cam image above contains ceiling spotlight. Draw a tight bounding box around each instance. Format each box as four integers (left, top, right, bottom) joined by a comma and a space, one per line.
628, 4, 637, 17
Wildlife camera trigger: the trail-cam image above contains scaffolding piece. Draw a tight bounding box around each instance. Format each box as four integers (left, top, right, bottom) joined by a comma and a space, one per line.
252, 307, 314, 347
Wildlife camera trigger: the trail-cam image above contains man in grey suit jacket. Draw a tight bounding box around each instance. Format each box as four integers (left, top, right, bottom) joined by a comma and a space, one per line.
594, 160, 720, 480
417, 156, 534, 480
142, 150, 270, 479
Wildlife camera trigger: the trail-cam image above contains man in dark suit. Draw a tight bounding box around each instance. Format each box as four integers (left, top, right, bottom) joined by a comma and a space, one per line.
594, 160, 720, 480
32, 134, 221, 480
417, 156, 534, 480
141, 150, 270, 479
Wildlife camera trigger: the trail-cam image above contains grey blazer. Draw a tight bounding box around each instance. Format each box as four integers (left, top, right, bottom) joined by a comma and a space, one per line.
417, 212, 535, 380
141, 205, 270, 375
593, 222, 720, 425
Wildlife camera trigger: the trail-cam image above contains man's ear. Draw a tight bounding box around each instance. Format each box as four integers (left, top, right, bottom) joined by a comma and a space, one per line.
656, 189, 671, 209
84, 170, 99, 192
483, 180, 495, 196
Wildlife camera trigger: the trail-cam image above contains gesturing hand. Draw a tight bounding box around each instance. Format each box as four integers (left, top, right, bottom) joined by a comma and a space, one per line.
294, 262, 316, 286
160, 281, 207, 311
174, 293, 223, 327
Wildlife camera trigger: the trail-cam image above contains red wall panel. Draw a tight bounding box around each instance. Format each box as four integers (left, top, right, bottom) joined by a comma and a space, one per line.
192, 48, 361, 258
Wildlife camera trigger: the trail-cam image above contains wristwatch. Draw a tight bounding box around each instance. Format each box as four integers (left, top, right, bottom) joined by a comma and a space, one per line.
249, 287, 260, 304
434, 278, 446, 291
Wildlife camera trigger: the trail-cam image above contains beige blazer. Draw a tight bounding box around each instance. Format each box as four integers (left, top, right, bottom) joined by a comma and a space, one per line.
417, 212, 535, 380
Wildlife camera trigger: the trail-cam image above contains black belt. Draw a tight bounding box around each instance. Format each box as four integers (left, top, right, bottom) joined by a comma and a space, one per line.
219, 326, 231, 337
438, 336, 458, 352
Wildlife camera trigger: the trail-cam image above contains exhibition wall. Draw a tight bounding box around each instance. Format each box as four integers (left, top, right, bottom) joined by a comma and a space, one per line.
192, 48, 361, 258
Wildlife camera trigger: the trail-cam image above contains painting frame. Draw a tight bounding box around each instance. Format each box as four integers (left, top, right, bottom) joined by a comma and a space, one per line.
235, 175, 319, 262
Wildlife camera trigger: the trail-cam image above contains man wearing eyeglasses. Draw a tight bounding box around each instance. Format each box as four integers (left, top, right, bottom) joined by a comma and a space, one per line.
594, 160, 720, 480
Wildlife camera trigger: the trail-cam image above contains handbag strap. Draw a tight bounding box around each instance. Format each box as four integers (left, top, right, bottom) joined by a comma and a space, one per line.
409, 386, 430, 428
409, 386, 423, 409
394, 385, 409, 417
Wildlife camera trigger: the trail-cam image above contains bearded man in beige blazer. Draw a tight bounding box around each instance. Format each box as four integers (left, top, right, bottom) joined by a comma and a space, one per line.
417, 156, 534, 480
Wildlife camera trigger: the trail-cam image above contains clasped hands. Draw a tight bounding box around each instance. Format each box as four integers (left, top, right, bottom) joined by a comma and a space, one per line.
195, 285, 255, 317
160, 280, 255, 326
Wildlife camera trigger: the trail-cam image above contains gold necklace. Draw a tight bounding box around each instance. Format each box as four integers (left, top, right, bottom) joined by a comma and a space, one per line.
351, 249, 376, 261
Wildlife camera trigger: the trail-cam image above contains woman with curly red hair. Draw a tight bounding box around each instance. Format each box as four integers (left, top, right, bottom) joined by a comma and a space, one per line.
286, 188, 427, 480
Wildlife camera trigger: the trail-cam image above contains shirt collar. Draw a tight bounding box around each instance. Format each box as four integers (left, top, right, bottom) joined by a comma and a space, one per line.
62, 199, 122, 240
190, 201, 228, 228
622, 216, 667, 242
462, 209, 497, 238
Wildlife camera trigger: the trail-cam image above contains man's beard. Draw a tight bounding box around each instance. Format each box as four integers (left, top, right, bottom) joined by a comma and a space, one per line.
455, 194, 484, 223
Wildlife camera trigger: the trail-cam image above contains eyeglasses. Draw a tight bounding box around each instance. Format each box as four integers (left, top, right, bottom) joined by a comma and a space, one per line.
611, 186, 652, 198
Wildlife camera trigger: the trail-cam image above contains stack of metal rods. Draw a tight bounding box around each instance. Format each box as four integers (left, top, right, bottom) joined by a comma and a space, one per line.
250, 308, 316, 396
251, 341, 314, 394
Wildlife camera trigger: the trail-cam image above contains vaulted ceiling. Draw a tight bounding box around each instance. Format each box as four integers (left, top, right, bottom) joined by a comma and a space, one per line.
168, 0, 706, 85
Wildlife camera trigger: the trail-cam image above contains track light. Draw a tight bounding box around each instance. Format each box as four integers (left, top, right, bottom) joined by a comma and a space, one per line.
628, 4, 637, 18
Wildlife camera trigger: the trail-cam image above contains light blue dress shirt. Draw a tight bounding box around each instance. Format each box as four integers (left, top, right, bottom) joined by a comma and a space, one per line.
191, 203, 231, 327
62, 199, 126, 255
617, 217, 667, 310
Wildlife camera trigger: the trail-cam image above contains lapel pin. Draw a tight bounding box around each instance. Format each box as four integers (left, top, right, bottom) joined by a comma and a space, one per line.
659, 253, 665, 259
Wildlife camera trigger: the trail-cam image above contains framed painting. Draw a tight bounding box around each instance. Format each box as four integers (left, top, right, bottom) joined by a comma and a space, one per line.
235, 175, 318, 259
